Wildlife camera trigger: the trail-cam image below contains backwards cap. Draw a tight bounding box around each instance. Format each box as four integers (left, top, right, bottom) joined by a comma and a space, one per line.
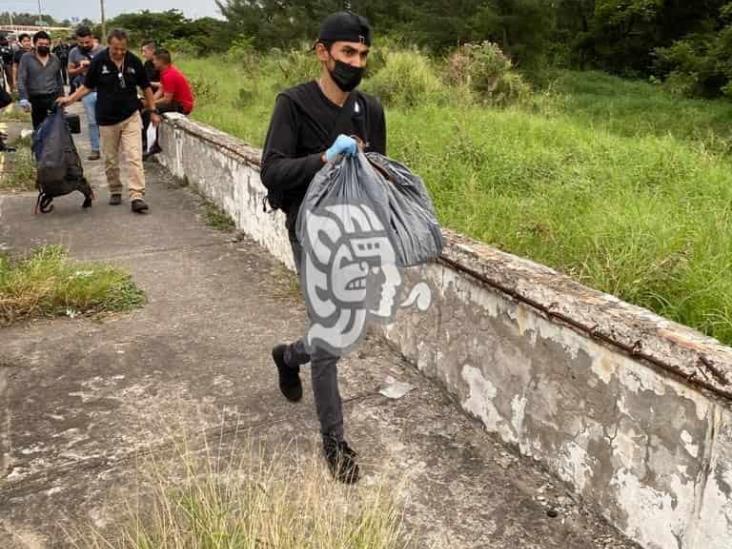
317, 12, 372, 46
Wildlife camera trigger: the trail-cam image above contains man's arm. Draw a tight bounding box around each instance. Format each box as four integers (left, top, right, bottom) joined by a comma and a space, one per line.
369, 100, 387, 156
261, 95, 325, 193
55, 58, 64, 97
67, 62, 87, 77
57, 84, 92, 105
142, 86, 162, 127
156, 91, 173, 105
16, 56, 28, 101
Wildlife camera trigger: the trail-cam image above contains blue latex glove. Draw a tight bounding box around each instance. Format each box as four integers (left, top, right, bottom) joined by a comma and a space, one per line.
19, 99, 30, 112
325, 134, 358, 162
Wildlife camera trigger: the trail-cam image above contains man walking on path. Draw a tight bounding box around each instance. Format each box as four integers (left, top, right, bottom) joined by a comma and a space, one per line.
68, 26, 104, 160
58, 29, 161, 214
17, 32, 64, 130
261, 12, 386, 484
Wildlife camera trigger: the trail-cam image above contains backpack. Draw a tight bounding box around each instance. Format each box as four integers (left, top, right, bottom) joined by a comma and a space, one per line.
32, 108, 94, 214
263, 88, 367, 212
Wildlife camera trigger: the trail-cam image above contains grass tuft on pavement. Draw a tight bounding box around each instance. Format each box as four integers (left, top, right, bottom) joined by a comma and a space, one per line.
0, 245, 145, 324
75, 438, 409, 548
0, 138, 35, 192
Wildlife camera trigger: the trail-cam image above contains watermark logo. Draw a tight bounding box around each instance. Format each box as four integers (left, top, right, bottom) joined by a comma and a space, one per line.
300, 201, 431, 356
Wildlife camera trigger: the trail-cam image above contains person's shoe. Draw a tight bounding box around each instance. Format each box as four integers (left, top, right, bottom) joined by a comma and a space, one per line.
323, 435, 360, 484
131, 198, 149, 213
109, 193, 122, 206
87, 150, 100, 161
272, 344, 302, 402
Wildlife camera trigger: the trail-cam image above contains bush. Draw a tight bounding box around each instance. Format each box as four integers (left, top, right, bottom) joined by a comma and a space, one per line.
270, 47, 320, 88
363, 50, 447, 108
447, 42, 531, 106
188, 76, 218, 104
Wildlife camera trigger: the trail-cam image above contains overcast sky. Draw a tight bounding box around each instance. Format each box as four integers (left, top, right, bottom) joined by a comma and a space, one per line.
0, 0, 223, 22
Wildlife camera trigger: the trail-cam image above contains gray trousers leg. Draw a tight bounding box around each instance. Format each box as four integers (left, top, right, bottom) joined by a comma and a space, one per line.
283, 222, 344, 441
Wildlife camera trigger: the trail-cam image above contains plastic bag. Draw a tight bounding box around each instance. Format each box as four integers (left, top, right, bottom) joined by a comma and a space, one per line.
296, 152, 443, 268
32, 108, 93, 213
294, 152, 441, 356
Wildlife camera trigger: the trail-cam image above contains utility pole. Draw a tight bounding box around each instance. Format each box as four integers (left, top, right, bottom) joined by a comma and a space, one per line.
100, 0, 106, 39
37, 0, 43, 26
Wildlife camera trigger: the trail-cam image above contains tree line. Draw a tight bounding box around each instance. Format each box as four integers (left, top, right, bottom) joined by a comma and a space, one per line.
101, 2, 732, 99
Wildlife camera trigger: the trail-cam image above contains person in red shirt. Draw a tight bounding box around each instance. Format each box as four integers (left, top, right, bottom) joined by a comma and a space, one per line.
153, 49, 194, 114
144, 48, 195, 159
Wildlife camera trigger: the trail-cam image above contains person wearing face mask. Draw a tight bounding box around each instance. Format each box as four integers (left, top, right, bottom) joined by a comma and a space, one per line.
68, 26, 105, 160
17, 31, 64, 130
260, 11, 386, 485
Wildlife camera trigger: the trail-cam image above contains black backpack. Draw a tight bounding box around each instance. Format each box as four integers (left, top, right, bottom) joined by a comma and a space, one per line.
32, 108, 94, 213
262, 88, 367, 212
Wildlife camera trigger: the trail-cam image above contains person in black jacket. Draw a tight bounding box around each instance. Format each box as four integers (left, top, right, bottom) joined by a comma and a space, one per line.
260, 12, 386, 485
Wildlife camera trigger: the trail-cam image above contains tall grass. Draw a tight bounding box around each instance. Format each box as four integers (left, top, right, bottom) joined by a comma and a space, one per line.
75, 437, 408, 548
0, 136, 36, 192
177, 54, 732, 345
0, 245, 145, 324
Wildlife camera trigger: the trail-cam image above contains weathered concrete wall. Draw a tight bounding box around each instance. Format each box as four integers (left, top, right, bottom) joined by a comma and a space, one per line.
158, 114, 732, 549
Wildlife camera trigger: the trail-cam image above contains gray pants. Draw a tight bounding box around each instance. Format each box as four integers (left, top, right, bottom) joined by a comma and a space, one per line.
284, 225, 344, 441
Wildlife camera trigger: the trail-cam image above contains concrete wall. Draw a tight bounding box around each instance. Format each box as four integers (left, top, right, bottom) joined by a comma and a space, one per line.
158, 114, 732, 549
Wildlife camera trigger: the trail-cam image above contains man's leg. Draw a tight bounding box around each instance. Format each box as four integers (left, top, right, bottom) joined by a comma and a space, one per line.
99, 121, 123, 202
119, 113, 147, 211
272, 227, 357, 483
81, 91, 100, 158
29, 95, 49, 129
144, 101, 183, 159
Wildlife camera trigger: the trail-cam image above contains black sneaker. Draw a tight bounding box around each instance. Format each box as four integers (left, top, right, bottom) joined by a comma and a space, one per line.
87, 151, 100, 161
131, 199, 149, 213
272, 344, 302, 402
323, 436, 360, 484
109, 193, 122, 206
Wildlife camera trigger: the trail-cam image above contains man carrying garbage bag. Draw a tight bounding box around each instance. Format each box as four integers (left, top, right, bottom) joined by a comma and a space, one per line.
261, 11, 386, 484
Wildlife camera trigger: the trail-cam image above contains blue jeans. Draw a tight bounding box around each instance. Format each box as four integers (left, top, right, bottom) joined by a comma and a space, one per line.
81, 92, 100, 152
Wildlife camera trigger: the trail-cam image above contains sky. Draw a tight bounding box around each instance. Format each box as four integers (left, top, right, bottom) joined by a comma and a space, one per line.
0, 0, 223, 23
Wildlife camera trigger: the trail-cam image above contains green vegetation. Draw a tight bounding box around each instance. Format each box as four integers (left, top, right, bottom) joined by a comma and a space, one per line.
178, 52, 732, 345
0, 246, 145, 325
0, 137, 35, 193
201, 199, 236, 232
77, 441, 407, 548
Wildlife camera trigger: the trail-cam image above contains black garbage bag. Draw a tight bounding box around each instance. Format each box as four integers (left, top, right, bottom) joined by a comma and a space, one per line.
296, 152, 443, 269
32, 108, 93, 213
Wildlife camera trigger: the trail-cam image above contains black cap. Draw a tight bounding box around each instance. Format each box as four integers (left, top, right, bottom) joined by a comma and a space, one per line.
318, 12, 372, 46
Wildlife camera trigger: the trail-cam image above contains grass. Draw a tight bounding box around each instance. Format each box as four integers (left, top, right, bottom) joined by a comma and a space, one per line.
177, 55, 732, 346
0, 135, 36, 192
0, 245, 145, 325
75, 437, 408, 548
201, 198, 236, 232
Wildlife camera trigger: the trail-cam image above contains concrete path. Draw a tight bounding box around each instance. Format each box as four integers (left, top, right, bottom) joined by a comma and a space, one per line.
0, 107, 637, 548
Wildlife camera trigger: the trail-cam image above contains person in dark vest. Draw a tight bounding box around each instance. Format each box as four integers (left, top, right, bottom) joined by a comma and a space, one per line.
260, 12, 386, 484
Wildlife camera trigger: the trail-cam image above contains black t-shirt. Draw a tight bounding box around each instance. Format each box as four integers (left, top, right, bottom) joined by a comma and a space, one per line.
144, 59, 160, 83
13, 49, 29, 65
84, 49, 151, 126
261, 81, 386, 218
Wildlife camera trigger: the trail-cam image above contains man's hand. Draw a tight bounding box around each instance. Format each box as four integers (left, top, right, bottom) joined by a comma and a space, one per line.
79, 59, 90, 68
19, 99, 30, 112
325, 134, 358, 162
55, 96, 73, 107
150, 112, 162, 127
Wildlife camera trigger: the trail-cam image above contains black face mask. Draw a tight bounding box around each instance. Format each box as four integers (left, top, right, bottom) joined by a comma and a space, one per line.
36, 46, 50, 56
328, 59, 364, 92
